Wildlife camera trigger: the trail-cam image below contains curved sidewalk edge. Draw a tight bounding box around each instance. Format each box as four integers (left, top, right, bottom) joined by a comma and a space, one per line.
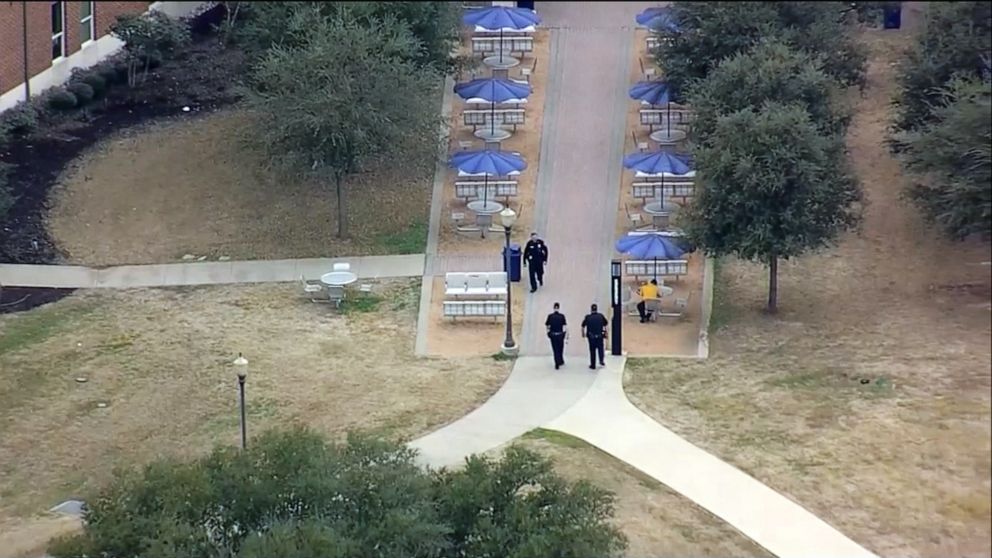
0, 255, 426, 289
544, 361, 879, 558
409, 356, 598, 469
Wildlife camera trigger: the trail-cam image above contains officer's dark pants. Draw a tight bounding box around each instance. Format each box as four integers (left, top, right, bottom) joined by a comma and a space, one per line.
528, 262, 544, 291
587, 335, 605, 368
548, 332, 565, 368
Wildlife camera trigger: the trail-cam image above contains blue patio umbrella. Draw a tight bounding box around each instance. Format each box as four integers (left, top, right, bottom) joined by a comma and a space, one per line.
630, 80, 679, 134
463, 6, 541, 64
636, 6, 679, 32
616, 232, 686, 281
455, 78, 532, 138
623, 150, 694, 202
450, 150, 527, 205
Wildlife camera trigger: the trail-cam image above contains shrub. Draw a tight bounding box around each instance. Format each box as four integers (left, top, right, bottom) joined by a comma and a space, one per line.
0, 162, 15, 222
0, 102, 39, 138
97, 65, 120, 85
111, 11, 191, 86
46, 88, 78, 111
79, 72, 107, 96
66, 82, 95, 105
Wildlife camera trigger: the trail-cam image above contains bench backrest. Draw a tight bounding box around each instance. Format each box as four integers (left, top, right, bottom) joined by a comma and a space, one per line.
455, 181, 519, 199
632, 182, 695, 199
463, 109, 526, 127
625, 259, 689, 277
639, 109, 694, 126
465, 273, 489, 291
443, 300, 506, 316
471, 36, 534, 54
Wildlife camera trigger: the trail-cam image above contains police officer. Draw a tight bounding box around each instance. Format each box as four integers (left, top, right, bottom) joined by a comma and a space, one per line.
581, 303, 609, 370
545, 302, 568, 369
523, 232, 549, 293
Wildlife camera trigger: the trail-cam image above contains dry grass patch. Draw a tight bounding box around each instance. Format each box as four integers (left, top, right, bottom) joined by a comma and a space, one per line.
625, 26, 991, 558
46, 109, 433, 266
0, 281, 510, 543
501, 430, 772, 558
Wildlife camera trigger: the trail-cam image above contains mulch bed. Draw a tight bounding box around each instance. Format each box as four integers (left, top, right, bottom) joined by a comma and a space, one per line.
0, 6, 243, 313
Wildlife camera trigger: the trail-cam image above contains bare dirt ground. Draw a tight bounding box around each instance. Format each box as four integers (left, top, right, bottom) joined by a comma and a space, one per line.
0, 281, 510, 554
425, 276, 525, 357
495, 430, 773, 558
45, 109, 433, 266
625, 25, 992, 558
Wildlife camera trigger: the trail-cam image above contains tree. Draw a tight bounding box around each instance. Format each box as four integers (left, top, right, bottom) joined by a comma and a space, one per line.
688, 40, 850, 146
898, 78, 992, 239
242, 9, 443, 238
892, 1, 992, 135
652, 2, 866, 97
48, 430, 627, 558
110, 11, 190, 86
682, 103, 862, 313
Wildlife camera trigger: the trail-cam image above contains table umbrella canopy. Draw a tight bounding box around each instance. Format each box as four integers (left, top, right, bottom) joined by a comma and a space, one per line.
450, 150, 527, 177
455, 77, 532, 104
629, 80, 673, 106
616, 232, 686, 260
636, 6, 679, 32
623, 151, 693, 177
463, 6, 542, 31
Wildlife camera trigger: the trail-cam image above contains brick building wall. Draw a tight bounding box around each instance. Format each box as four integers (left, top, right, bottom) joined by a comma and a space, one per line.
0, 1, 150, 98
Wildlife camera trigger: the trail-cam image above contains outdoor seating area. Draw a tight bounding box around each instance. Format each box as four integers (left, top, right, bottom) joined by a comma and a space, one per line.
298, 261, 373, 309
440, 271, 510, 322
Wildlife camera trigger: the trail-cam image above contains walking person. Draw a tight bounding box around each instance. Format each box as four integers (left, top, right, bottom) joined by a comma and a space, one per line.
545, 302, 568, 369
581, 303, 609, 370
523, 233, 548, 293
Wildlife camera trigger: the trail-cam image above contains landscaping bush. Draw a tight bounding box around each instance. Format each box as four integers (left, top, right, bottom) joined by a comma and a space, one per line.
0, 102, 39, 139
79, 72, 107, 96
111, 11, 191, 86
0, 162, 16, 222
66, 82, 96, 105
46, 89, 79, 111
97, 65, 120, 85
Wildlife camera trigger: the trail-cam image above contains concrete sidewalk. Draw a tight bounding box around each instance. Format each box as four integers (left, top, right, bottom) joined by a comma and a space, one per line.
0, 254, 425, 289
545, 362, 879, 558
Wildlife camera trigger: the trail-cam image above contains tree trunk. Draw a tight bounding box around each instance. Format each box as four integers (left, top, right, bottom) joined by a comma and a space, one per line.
767, 253, 779, 314
335, 174, 347, 238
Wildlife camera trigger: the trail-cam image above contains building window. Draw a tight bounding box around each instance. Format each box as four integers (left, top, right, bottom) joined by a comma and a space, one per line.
51, 1, 65, 61
80, 1, 95, 44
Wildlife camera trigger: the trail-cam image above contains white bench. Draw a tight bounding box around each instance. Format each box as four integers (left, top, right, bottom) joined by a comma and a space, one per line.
639, 108, 694, 129
645, 35, 674, 50
471, 36, 534, 56
454, 180, 519, 202
632, 182, 695, 200
443, 300, 506, 320
463, 109, 526, 131
625, 260, 689, 281
444, 272, 508, 297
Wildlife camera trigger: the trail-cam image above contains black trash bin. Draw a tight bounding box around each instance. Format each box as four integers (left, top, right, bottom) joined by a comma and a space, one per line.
503, 243, 522, 282
883, 4, 902, 29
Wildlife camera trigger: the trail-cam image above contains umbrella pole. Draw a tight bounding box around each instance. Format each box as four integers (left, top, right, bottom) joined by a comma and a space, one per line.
499, 28, 504, 64
667, 102, 672, 135
491, 101, 496, 137
653, 257, 658, 283
484, 173, 489, 207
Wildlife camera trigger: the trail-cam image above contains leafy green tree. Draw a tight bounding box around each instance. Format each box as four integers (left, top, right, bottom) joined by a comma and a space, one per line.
652, 2, 866, 97
898, 78, 991, 238
243, 9, 443, 238
892, 1, 992, 135
688, 40, 850, 146
683, 103, 862, 313
110, 11, 190, 86
49, 430, 626, 558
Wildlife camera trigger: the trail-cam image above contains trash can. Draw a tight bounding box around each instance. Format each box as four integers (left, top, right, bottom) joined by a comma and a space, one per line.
517, 0, 535, 10
503, 243, 522, 282
883, 4, 902, 29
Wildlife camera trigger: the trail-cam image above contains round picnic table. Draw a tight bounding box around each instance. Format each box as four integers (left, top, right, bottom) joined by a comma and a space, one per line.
483, 55, 521, 69
649, 127, 687, 145
320, 271, 358, 287
643, 201, 670, 215
467, 199, 504, 215
474, 127, 513, 142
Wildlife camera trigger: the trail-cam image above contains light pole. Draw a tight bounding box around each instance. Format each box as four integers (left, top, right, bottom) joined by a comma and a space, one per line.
233, 353, 248, 450
500, 207, 518, 355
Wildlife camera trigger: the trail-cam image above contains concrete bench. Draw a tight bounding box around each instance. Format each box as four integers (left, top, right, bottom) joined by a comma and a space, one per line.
444, 272, 508, 297
463, 108, 526, 131
632, 181, 695, 200
625, 259, 689, 282
443, 300, 506, 320
454, 180, 519, 202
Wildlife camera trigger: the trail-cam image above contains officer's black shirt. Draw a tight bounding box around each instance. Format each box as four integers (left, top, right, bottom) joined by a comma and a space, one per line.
581, 312, 608, 338
545, 311, 567, 334
524, 240, 548, 264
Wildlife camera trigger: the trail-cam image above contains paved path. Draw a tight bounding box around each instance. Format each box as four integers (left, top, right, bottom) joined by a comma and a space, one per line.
0, 255, 424, 289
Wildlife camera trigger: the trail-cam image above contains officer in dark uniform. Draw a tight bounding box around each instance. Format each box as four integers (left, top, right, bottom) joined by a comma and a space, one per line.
545, 302, 568, 369
523, 232, 549, 293
581, 303, 608, 370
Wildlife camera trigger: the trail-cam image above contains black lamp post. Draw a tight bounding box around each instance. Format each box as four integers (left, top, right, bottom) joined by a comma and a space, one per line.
499, 207, 518, 355
233, 353, 248, 450
611, 260, 623, 355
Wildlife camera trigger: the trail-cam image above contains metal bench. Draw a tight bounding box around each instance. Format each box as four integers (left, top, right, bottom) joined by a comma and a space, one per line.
463, 108, 526, 132
444, 272, 509, 297
624, 260, 689, 282
471, 36, 534, 56
443, 300, 506, 321
639, 108, 695, 130
454, 180, 519, 202
632, 181, 695, 201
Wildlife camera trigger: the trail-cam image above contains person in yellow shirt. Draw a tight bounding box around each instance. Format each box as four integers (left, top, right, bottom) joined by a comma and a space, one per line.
636, 279, 659, 323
